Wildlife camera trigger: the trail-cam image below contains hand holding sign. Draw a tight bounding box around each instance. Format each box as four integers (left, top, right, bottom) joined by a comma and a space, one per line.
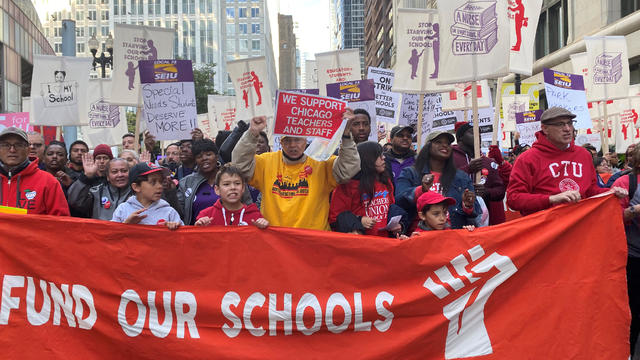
249, 116, 267, 137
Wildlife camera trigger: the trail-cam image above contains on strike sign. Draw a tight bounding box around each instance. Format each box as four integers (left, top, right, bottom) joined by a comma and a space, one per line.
273, 91, 347, 140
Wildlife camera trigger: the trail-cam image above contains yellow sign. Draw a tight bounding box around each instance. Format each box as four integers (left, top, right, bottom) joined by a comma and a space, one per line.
500, 83, 540, 119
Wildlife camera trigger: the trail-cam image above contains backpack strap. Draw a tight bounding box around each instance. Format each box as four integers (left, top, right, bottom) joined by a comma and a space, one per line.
630, 172, 637, 199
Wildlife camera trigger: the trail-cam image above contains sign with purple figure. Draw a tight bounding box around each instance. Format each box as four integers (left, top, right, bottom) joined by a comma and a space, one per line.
393, 9, 453, 94
436, 0, 511, 84
139, 60, 197, 140
111, 24, 175, 106
543, 68, 591, 129
584, 36, 630, 102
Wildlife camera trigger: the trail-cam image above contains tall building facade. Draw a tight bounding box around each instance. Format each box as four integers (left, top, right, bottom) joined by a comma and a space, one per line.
364, 0, 392, 70
330, 0, 365, 73
1, 0, 55, 112
40, 0, 277, 96
278, 13, 296, 89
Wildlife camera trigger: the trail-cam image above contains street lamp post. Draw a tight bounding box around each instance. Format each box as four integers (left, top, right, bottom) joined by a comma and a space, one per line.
88, 34, 114, 78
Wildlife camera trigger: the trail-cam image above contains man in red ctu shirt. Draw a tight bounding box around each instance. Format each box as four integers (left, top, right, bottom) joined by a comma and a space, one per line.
507, 107, 624, 216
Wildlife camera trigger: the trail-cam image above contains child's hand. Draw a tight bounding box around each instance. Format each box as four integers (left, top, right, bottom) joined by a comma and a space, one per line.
411, 231, 421, 237
361, 216, 376, 229
165, 222, 181, 230
124, 208, 147, 224
252, 218, 269, 229
463, 225, 475, 231
194, 217, 211, 226
396, 234, 410, 240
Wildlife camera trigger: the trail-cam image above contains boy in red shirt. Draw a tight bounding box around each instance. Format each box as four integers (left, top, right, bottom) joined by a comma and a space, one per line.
195, 164, 268, 228
411, 191, 475, 235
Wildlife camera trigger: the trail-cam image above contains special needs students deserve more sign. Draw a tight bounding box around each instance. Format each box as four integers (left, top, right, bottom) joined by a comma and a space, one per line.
0, 195, 629, 359
273, 91, 347, 139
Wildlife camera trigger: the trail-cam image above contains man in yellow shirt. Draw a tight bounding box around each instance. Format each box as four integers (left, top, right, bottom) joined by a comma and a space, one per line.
232, 113, 360, 230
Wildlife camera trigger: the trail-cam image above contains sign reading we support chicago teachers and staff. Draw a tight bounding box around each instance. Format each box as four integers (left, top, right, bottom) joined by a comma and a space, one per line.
139, 60, 197, 141
274, 91, 347, 140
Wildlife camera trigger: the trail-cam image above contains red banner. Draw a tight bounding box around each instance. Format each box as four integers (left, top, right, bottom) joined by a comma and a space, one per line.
0, 195, 629, 359
273, 91, 347, 139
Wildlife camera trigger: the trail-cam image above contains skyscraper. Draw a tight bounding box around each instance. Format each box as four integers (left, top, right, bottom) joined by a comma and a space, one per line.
278, 13, 296, 89
330, 0, 365, 74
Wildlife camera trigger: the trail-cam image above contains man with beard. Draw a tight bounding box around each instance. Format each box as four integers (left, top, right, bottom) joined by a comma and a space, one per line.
67, 140, 88, 181
384, 125, 416, 185
162, 143, 181, 175
67, 158, 132, 220
350, 109, 372, 144
43, 141, 73, 194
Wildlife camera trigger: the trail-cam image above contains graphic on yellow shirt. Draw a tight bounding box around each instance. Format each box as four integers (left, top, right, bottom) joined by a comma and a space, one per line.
272, 166, 312, 198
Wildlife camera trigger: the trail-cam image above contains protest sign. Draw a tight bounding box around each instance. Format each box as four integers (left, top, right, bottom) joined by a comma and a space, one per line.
326, 79, 377, 142
367, 67, 401, 124
436, 0, 511, 84
441, 80, 491, 111
111, 24, 174, 106
227, 57, 274, 120
570, 52, 590, 98
207, 95, 237, 136
30, 55, 92, 126
0, 112, 30, 132
138, 60, 197, 141
499, 82, 539, 117
0, 195, 628, 359
398, 93, 430, 131
508, 0, 543, 75
543, 68, 591, 129
575, 131, 602, 152
79, 79, 128, 148
584, 36, 630, 102
304, 60, 318, 89
422, 93, 463, 144
614, 98, 639, 152
464, 106, 495, 151
288, 89, 320, 95
315, 49, 361, 96
515, 109, 542, 146
273, 91, 347, 140
393, 9, 453, 94
501, 94, 530, 132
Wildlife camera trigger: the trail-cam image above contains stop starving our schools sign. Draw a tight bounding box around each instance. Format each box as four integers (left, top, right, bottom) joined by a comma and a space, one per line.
0, 195, 629, 359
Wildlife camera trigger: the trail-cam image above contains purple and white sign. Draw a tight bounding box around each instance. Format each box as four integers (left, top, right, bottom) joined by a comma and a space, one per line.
436, 0, 511, 84
543, 68, 591, 129
139, 60, 197, 140
515, 109, 542, 146
584, 36, 630, 102
327, 79, 377, 142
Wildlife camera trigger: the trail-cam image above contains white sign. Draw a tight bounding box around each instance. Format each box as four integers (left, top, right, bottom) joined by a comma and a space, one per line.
441, 80, 491, 111
207, 95, 237, 135
79, 79, 128, 148
501, 94, 530, 132
584, 36, 630, 102
436, 0, 511, 84
315, 49, 361, 96
367, 67, 401, 124
508, 0, 543, 75
227, 56, 274, 121
30, 55, 92, 126
393, 9, 453, 94
111, 24, 174, 106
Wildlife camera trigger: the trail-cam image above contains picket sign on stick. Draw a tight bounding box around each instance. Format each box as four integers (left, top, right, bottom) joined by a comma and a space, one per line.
472, 80, 481, 182
492, 77, 504, 145
134, 107, 142, 152
417, 93, 425, 150
602, 102, 609, 152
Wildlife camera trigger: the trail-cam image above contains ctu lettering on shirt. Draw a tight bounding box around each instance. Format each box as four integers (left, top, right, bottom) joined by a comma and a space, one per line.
548, 161, 583, 178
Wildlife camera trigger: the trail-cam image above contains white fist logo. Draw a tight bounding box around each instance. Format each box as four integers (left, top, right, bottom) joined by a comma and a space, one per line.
423, 245, 517, 359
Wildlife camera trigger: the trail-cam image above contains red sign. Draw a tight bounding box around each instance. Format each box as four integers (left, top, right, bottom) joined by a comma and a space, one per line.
0, 195, 629, 359
273, 91, 347, 140
0, 112, 31, 132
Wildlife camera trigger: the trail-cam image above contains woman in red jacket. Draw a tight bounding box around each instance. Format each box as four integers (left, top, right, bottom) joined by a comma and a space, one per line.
329, 141, 405, 237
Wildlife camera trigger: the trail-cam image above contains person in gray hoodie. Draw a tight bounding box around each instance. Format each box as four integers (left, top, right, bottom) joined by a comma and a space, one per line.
111, 162, 183, 229
67, 158, 132, 220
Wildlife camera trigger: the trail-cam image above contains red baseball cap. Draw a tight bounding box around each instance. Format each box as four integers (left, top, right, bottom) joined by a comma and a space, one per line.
416, 191, 456, 212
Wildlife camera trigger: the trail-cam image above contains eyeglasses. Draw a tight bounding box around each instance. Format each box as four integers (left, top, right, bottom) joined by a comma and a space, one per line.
0, 142, 29, 150
545, 120, 576, 128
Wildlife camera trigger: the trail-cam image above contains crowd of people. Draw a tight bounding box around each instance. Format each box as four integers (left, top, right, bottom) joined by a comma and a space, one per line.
1, 106, 640, 352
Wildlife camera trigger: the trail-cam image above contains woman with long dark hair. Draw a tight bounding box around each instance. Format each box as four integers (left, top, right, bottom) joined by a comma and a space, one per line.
395, 131, 480, 230
329, 141, 405, 237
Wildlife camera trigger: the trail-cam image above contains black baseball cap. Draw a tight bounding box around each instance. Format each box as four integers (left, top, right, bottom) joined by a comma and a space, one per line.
129, 162, 170, 184
390, 125, 414, 138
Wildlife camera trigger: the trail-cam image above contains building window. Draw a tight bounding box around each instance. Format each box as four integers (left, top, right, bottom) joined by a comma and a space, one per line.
88, 10, 97, 21
77, 43, 85, 53
251, 7, 259, 17
226, 8, 235, 20
101, 11, 109, 21
239, 8, 247, 18
227, 39, 235, 52
252, 39, 260, 50
227, 23, 235, 35
239, 23, 247, 34
88, 0, 96, 4
251, 24, 260, 34
132, 0, 138, 14
76, 27, 85, 37
75, 11, 84, 21
101, 25, 109, 36
534, 0, 568, 59
622, 0, 640, 17
54, 43, 62, 53
114, 1, 118, 15
240, 39, 248, 52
